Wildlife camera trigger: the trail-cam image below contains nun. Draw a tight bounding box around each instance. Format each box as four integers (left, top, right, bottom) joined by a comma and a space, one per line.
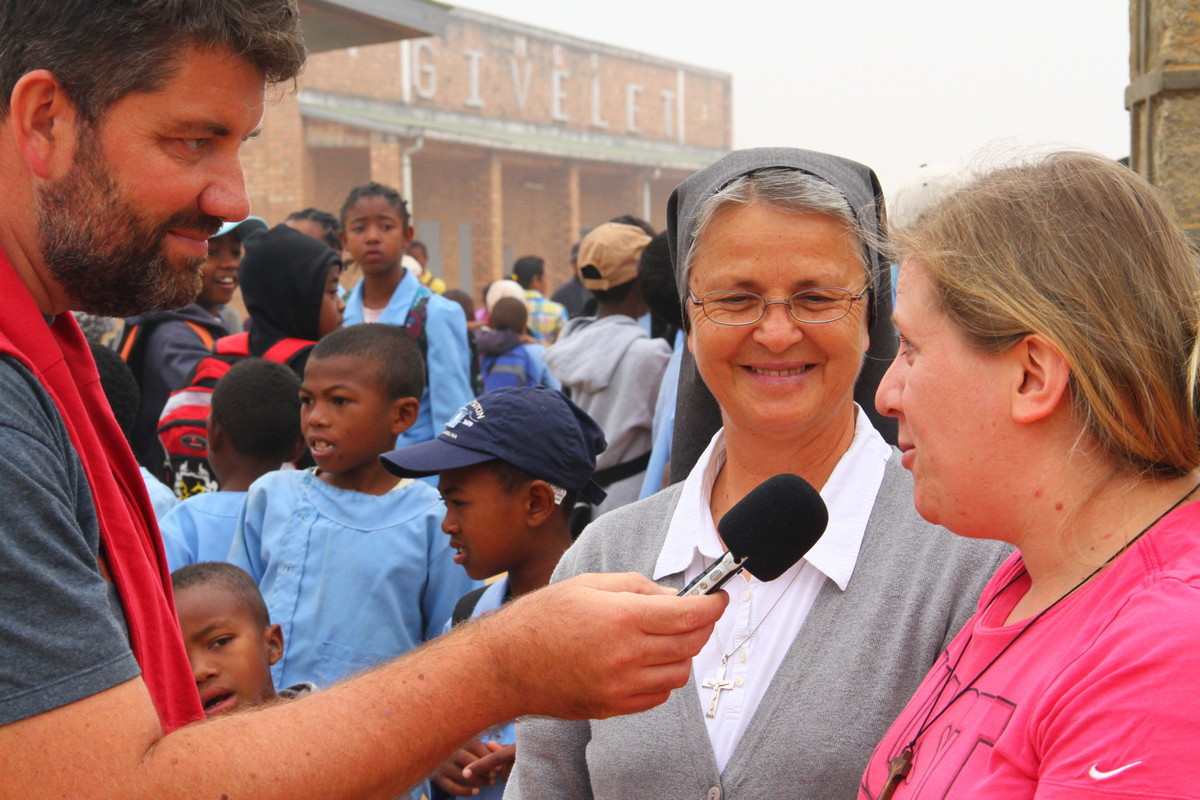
506, 148, 1010, 800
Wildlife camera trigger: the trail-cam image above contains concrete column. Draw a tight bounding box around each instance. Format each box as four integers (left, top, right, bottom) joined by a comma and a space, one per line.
369, 133, 404, 191
486, 152, 505, 280
1128, 0, 1200, 240
562, 162, 582, 285
241, 93, 306, 223
626, 172, 644, 220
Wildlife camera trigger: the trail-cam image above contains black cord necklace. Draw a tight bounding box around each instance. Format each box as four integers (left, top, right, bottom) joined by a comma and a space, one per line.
876, 480, 1200, 800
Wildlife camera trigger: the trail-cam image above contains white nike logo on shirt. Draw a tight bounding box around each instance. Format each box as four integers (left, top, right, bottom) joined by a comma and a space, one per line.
1088, 762, 1142, 780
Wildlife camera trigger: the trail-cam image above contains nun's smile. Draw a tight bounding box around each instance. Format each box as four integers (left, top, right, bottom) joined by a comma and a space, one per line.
685, 202, 870, 439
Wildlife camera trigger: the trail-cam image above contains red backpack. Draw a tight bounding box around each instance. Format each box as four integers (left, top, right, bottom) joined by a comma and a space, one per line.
157, 332, 312, 498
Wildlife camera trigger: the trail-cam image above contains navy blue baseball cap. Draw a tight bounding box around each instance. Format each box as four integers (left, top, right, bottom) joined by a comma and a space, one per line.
380, 386, 609, 505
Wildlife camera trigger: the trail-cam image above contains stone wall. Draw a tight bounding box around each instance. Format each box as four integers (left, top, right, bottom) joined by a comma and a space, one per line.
1129, 0, 1200, 239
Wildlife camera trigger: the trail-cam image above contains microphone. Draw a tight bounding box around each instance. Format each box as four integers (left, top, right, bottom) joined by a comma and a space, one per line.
678, 473, 828, 596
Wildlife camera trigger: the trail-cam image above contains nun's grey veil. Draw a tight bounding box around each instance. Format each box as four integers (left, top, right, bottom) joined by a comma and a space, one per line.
666, 147, 898, 482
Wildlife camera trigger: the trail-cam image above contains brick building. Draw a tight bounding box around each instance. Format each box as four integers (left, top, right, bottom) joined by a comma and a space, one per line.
244, 7, 732, 295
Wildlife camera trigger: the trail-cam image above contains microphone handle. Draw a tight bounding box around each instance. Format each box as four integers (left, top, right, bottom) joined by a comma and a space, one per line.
677, 551, 748, 596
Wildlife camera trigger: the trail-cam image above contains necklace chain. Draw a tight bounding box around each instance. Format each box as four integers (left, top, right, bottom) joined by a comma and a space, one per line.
712, 564, 804, 663
700, 565, 805, 719
902, 480, 1200, 755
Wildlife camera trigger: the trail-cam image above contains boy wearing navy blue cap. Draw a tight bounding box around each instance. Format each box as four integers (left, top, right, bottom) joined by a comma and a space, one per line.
381, 385, 606, 800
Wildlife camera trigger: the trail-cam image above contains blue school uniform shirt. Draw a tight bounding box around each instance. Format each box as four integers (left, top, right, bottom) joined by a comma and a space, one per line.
442, 577, 515, 800
139, 466, 179, 520
342, 272, 474, 448
228, 468, 480, 689
479, 341, 561, 392
638, 329, 684, 499
523, 342, 561, 391
160, 490, 247, 572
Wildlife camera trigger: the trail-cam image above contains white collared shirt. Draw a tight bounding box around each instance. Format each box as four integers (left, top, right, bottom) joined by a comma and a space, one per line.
655, 406, 891, 772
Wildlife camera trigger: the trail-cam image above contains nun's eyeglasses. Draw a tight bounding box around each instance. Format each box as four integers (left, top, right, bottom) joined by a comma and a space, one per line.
687, 287, 867, 326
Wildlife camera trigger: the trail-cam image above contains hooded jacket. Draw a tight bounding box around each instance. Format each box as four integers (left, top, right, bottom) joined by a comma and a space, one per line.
239, 224, 341, 376
544, 315, 670, 515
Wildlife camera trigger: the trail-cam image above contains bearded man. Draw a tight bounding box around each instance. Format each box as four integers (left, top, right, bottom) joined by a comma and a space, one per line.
0, 3, 725, 798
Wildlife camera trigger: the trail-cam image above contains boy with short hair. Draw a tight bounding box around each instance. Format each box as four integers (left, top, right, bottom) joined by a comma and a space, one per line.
511, 255, 567, 343
228, 324, 480, 694
160, 358, 305, 571
171, 561, 314, 719
381, 385, 607, 800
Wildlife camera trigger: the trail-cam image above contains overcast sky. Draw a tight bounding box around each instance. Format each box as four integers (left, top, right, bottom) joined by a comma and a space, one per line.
452, 0, 1131, 195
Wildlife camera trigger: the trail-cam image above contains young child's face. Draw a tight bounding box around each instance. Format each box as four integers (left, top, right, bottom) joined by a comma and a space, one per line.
317, 266, 345, 339
300, 354, 413, 488
341, 195, 413, 276
438, 463, 534, 581
197, 233, 242, 311
175, 583, 282, 719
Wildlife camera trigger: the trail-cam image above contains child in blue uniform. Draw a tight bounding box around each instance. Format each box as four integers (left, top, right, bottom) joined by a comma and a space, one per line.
338, 182, 473, 448
160, 359, 304, 571
172, 562, 315, 720
476, 297, 559, 392
229, 323, 479, 693
381, 386, 607, 800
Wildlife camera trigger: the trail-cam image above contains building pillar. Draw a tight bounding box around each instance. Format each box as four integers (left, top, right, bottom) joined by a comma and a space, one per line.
625, 172, 644, 222
485, 152, 505, 281
369, 133, 404, 193
561, 162, 582, 285
241, 93, 307, 223
1127, 0, 1200, 241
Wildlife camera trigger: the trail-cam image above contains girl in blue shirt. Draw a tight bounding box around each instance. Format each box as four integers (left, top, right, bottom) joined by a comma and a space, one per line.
338, 182, 474, 448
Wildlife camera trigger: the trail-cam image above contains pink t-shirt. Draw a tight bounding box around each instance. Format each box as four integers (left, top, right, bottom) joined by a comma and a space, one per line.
859, 501, 1200, 800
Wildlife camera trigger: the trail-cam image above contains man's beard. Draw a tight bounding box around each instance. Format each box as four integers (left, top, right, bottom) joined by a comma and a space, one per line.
35, 141, 222, 317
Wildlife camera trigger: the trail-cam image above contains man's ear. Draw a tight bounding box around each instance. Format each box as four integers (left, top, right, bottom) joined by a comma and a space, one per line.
526, 480, 558, 526
1009, 333, 1071, 424
388, 396, 421, 436
8, 69, 80, 180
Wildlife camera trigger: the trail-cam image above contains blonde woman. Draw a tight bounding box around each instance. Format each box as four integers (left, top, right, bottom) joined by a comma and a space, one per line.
863, 152, 1200, 798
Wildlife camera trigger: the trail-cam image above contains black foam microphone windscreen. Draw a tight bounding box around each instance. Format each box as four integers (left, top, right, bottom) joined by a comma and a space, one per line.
718, 473, 828, 581
678, 473, 829, 596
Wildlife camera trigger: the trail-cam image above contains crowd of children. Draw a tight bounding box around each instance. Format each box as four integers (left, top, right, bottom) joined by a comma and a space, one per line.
92, 178, 682, 798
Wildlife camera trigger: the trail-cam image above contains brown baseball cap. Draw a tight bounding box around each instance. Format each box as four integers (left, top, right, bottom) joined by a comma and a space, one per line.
577, 222, 651, 290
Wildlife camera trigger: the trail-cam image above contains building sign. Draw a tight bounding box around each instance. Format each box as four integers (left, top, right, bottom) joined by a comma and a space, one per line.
398, 10, 729, 149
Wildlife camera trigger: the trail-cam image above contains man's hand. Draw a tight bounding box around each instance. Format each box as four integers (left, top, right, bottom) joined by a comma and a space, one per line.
0, 572, 721, 800
478, 572, 727, 721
